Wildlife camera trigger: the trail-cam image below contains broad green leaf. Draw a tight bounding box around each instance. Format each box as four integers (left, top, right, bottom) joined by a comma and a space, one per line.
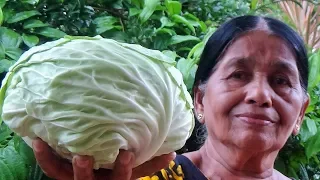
160, 16, 175, 28
203, 27, 216, 43
0, 146, 27, 180
0, 0, 5, 8
0, 159, 14, 180
129, 8, 141, 17
9, 136, 46, 180
185, 64, 197, 90
139, 0, 160, 23
2, 8, 14, 22
300, 118, 317, 142
152, 35, 171, 50
35, 27, 67, 38
306, 119, 317, 135
251, 0, 259, 9
22, 34, 39, 47
177, 47, 191, 52
183, 13, 203, 30
155, 28, 176, 36
169, 35, 200, 45
23, 19, 49, 29
93, 16, 119, 34
306, 88, 318, 113
288, 150, 308, 167
165, 0, 182, 15
162, 50, 177, 60
0, 7, 3, 26
155, 4, 166, 11
177, 58, 193, 79
5, 47, 23, 60
183, 13, 200, 22
0, 27, 22, 48
100, 31, 128, 42
199, 21, 207, 33
305, 129, 320, 159
7, 138, 15, 147
20, 0, 39, 5
171, 14, 195, 34
187, 41, 204, 60
13, 135, 21, 151
0, 122, 12, 147
182, 19, 199, 28
13, 136, 36, 166
0, 43, 4, 59
112, 0, 123, 9
176, 58, 197, 90
288, 164, 299, 179
96, 25, 121, 35
0, 59, 14, 73
93, 16, 118, 25
7, 10, 41, 24
306, 104, 315, 113
130, 0, 143, 8
308, 51, 320, 90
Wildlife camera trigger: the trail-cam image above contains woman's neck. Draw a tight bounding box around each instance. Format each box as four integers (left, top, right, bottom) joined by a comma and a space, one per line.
185, 138, 284, 179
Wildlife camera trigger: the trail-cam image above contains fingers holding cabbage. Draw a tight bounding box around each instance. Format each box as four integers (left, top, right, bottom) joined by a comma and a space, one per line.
0, 36, 194, 169
32, 138, 176, 180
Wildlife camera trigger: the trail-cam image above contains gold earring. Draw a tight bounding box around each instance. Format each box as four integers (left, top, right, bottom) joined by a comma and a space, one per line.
197, 114, 203, 120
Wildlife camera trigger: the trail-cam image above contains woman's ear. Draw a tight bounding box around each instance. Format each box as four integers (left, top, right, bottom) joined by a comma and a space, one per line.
194, 84, 205, 124
293, 94, 310, 135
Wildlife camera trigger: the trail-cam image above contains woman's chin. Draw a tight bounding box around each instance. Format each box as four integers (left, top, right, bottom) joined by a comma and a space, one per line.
231, 132, 278, 152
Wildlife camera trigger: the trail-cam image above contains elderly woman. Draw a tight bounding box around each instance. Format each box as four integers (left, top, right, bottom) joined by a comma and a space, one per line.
32, 15, 309, 180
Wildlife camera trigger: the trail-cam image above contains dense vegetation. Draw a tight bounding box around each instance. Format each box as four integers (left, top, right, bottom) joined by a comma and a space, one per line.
0, 0, 319, 179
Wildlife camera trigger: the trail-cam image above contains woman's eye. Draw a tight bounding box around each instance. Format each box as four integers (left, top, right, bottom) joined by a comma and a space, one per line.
230, 71, 247, 80
273, 76, 290, 86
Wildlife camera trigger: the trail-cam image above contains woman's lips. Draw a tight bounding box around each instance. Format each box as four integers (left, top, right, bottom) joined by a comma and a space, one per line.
236, 113, 275, 126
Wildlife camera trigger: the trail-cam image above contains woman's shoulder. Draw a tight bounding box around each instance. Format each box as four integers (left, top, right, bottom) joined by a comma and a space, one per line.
139, 154, 207, 180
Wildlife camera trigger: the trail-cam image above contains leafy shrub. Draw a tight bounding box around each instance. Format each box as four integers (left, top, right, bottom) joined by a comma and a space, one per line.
180, 0, 251, 26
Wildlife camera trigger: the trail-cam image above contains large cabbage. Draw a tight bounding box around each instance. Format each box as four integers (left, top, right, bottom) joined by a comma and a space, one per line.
0, 36, 194, 169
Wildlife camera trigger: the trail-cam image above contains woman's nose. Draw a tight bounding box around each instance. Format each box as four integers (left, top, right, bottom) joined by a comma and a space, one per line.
244, 80, 273, 108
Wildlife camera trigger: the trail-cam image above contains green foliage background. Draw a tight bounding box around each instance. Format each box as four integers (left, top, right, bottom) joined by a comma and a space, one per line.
0, 0, 319, 179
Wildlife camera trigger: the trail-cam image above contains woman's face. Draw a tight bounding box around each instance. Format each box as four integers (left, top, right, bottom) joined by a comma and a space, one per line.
195, 31, 309, 151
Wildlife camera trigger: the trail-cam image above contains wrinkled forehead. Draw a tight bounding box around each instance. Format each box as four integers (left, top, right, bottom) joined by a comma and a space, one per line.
217, 30, 298, 70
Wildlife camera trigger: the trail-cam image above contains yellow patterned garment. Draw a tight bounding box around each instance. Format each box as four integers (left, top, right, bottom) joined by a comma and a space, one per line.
139, 155, 207, 180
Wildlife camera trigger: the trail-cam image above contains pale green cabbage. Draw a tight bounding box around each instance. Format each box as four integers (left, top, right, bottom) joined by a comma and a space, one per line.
0, 36, 194, 169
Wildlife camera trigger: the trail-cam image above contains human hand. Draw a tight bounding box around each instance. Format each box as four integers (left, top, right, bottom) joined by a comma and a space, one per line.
32, 139, 176, 180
